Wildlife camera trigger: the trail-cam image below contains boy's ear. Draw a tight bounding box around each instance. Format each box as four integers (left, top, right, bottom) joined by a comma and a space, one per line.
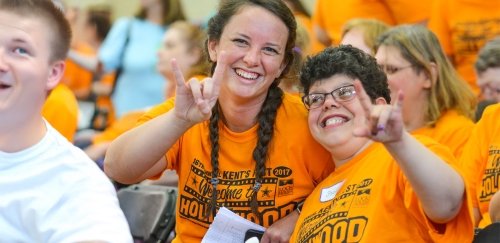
46, 61, 65, 90
375, 97, 388, 105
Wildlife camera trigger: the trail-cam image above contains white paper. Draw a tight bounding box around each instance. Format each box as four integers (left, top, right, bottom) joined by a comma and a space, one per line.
201, 207, 266, 243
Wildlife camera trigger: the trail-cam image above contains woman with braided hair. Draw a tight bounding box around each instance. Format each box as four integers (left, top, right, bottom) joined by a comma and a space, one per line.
104, 0, 334, 242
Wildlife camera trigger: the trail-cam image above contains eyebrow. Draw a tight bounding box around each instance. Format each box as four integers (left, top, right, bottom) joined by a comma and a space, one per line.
235, 32, 283, 50
311, 82, 354, 93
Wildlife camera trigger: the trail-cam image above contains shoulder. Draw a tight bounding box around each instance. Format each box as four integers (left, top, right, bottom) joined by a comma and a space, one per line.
437, 110, 474, 128
279, 93, 308, 115
137, 98, 175, 125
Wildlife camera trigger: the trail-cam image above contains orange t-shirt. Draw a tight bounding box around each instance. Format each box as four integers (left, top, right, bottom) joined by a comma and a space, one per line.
428, 0, 500, 95
92, 110, 145, 145
384, 0, 433, 24
138, 93, 335, 243
460, 104, 500, 227
290, 137, 474, 242
411, 109, 474, 158
42, 84, 78, 141
63, 42, 95, 99
312, 0, 396, 46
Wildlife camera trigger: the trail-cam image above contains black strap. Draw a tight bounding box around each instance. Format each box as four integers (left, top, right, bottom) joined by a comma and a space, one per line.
109, 18, 133, 95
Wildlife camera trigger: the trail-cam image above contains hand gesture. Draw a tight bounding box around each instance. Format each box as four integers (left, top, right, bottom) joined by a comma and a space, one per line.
260, 211, 298, 243
352, 80, 405, 143
171, 52, 226, 124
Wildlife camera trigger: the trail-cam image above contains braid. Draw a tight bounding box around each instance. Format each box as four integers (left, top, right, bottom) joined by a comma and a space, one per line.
249, 83, 284, 216
206, 101, 221, 220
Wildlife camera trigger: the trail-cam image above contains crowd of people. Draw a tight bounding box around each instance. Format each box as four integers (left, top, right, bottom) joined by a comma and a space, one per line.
1, 0, 499, 242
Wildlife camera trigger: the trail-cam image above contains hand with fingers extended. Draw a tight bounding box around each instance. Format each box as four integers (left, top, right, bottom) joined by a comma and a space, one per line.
352, 80, 405, 143
171, 52, 226, 125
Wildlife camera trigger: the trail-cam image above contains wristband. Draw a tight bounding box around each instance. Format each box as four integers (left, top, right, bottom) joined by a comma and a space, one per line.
296, 201, 305, 214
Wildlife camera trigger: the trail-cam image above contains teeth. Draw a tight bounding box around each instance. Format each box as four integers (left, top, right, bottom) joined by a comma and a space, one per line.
323, 117, 346, 127
235, 69, 259, 80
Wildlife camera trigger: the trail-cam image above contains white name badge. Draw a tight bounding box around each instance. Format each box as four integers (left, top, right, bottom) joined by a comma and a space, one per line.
320, 180, 345, 202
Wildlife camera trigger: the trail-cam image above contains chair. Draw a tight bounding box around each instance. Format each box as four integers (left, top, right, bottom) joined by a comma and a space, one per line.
117, 184, 177, 243
473, 222, 500, 243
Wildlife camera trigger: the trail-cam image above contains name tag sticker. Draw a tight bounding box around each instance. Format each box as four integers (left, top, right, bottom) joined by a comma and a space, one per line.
320, 180, 344, 202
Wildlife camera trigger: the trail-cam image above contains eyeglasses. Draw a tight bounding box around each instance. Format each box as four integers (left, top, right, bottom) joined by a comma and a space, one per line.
378, 64, 413, 75
481, 84, 500, 95
302, 85, 357, 110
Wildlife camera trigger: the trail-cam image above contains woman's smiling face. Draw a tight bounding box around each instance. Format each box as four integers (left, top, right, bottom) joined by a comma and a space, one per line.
207, 5, 288, 101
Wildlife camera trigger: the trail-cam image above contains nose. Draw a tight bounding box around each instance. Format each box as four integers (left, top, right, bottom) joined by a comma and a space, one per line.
322, 93, 341, 110
243, 48, 260, 67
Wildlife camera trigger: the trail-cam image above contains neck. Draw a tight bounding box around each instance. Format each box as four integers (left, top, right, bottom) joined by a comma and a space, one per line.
0, 117, 46, 153
146, 6, 163, 25
218, 92, 267, 132
403, 97, 428, 131
330, 139, 372, 168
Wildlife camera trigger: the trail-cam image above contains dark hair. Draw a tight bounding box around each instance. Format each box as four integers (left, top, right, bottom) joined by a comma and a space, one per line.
475, 37, 500, 74
136, 0, 186, 26
204, 0, 296, 219
0, 0, 71, 62
301, 45, 391, 103
86, 10, 111, 42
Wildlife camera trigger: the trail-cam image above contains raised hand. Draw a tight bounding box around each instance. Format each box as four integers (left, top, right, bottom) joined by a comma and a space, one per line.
352, 80, 405, 143
171, 51, 227, 124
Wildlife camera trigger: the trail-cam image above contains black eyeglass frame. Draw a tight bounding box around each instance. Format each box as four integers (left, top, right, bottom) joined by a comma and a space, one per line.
302, 84, 357, 110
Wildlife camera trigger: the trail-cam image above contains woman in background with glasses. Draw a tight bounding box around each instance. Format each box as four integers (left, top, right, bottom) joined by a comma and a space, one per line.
374, 25, 476, 158
290, 45, 473, 242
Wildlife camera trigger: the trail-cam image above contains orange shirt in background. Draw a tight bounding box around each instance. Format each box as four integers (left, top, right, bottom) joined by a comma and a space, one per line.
42, 84, 79, 142
312, 0, 396, 48
428, 0, 500, 95
92, 110, 145, 145
385, 0, 433, 24
63, 42, 95, 100
411, 109, 474, 158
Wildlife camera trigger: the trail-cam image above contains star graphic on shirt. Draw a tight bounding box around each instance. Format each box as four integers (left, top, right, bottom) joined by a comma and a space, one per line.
191, 176, 198, 186
261, 187, 272, 198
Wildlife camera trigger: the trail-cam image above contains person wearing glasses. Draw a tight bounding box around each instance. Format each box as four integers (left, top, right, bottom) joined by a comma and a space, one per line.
374, 25, 476, 158
474, 37, 500, 121
290, 45, 473, 242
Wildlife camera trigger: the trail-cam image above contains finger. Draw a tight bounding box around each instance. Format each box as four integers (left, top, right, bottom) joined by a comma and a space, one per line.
209, 51, 227, 97
370, 106, 383, 135
353, 80, 372, 119
260, 232, 270, 243
393, 89, 404, 112
376, 107, 391, 135
188, 79, 203, 103
171, 58, 186, 87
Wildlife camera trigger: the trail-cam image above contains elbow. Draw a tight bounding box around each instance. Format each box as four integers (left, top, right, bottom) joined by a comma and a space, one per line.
428, 199, 464, 224
427, 187, 466, 224
103, 153, 134, 185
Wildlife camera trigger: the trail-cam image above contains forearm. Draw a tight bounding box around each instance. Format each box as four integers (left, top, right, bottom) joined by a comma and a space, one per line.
68, 49, 99, 72
385, 132, 465, 223
104, 110, 193, 184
